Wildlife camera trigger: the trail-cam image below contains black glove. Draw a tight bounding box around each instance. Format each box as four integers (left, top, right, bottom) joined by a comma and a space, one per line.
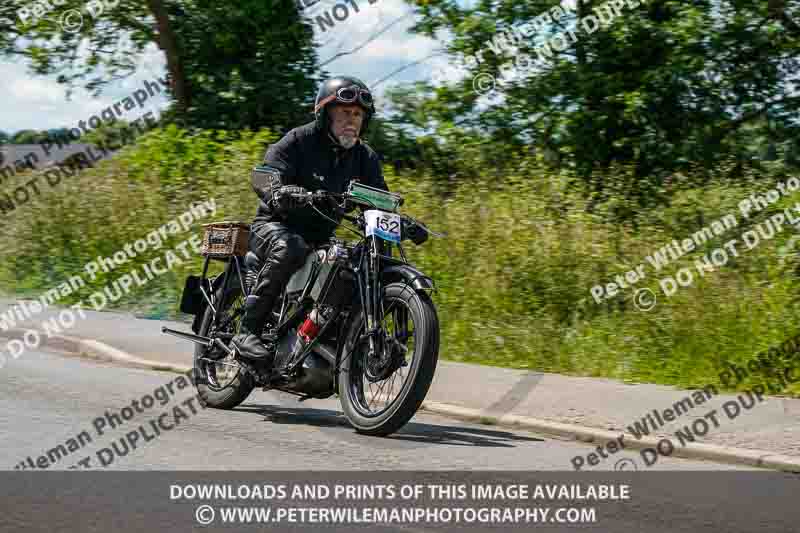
272, 185, 309, 213
342, 198, 358, 214
251, 165, 283, 202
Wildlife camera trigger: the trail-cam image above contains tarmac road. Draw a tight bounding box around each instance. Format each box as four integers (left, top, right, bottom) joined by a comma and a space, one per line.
0, 348, 748, 471
8, 348, 800, 533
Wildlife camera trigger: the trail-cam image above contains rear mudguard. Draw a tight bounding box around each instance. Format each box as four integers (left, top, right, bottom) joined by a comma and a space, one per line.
190, 272, 236, 334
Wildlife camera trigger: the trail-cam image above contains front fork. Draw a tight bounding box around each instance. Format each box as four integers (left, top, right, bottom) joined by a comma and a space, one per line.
362, 235, 383, 358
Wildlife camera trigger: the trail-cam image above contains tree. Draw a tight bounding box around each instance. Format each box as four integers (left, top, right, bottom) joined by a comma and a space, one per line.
166, 0, 322, 130
0, 0, 321, 130
396, 0, 800, 188
10, 130, 47, 144
0, 131, 9, 145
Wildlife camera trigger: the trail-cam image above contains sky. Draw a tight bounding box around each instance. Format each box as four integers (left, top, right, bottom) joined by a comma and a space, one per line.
0, 0, 458, 134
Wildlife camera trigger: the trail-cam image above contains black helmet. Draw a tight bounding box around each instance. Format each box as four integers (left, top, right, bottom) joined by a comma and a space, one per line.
314, 76, 375, 136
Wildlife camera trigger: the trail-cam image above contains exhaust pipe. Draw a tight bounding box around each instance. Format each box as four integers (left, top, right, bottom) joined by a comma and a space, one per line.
312, 342, 337, 366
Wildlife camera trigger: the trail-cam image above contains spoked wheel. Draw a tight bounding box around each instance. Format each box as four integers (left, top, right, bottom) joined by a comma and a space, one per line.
339, 283, 440, 437
193, 279, 255, 409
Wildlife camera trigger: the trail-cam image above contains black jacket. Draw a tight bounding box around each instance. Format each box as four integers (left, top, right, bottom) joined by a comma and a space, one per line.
253, 121, 388, 243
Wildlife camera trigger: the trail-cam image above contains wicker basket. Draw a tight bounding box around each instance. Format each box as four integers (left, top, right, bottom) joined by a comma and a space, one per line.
201, 222, 250, 257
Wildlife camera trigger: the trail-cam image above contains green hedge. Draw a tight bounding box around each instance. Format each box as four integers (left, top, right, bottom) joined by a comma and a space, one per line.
2, 127, 799, 395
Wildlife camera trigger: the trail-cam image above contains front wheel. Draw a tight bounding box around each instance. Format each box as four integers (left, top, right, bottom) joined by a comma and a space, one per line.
339, 282, 440, 437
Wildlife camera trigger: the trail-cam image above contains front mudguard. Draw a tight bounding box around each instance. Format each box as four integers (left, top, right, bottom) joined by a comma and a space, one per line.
380, 263, 436, 293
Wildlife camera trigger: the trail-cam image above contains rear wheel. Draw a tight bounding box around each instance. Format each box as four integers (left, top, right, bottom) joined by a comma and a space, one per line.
193, 275, 255, 409
339, 283, 439, 436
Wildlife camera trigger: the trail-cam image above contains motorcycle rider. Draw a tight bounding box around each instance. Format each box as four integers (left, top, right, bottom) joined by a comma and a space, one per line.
231, 75, 388, 364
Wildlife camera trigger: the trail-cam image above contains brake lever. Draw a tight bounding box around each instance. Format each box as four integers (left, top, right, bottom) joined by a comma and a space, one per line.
403, 215, 447, 238
419, 222, 447, 238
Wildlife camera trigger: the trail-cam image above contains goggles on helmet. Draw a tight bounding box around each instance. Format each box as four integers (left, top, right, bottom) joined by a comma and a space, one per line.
335, 86, 373, 106
315, 86, 374, 113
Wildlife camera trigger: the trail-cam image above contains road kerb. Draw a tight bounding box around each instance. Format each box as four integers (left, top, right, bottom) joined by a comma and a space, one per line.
13, 330, 800, 473
419, 401, 800, 472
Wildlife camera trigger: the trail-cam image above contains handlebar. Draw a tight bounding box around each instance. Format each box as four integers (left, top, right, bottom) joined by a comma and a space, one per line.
281, 189, 342, 205
282, 188, 444, 243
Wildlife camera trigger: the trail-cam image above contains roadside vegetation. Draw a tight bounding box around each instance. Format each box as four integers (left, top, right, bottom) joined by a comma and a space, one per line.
2, 127, 799, 395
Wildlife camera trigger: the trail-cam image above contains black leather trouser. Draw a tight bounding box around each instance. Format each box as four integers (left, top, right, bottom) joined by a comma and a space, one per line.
243, 222, 312, 334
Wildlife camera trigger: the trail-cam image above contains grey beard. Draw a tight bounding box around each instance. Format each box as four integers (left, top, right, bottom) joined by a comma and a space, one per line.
336, 133, 358, 149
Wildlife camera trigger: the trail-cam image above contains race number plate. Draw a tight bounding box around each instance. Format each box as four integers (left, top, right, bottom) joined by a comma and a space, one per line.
365, 210, 401, 243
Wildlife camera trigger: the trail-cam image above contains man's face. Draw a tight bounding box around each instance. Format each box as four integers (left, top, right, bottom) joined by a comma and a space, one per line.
328, 103, 365, 149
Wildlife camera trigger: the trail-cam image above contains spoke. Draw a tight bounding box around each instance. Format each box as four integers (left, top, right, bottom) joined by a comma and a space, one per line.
368, 379, 381, 410
357, 375, 367, 406
370, 382, 384, 410
353, 296, 420, 415
367, 381, 375, 410
389, 369, 399, 397
381, 301, 399, 321
385, 372, 395, 399
372, 375, 391, 406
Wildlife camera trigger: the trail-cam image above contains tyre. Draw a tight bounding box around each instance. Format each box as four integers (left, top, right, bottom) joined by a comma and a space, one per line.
193, 275, 255, 409
339, 282, 440, 436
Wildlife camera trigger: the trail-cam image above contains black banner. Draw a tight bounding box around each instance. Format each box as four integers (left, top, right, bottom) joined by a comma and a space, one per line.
2, 471, 798, 532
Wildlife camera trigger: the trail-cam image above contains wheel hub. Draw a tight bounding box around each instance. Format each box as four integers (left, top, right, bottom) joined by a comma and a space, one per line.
364, 336, 405, 382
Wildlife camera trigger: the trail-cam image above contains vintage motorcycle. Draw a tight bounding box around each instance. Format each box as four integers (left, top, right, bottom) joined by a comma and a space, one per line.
163, 176, 441, 437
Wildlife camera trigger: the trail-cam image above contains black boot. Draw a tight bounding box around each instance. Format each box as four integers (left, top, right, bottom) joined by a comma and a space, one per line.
231, 295, 276, 364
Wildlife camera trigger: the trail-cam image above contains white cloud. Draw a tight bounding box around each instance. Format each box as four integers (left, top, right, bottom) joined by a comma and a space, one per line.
7, 76, 64, 102
310, 0, 445, 96
0, 1, 446, 132
0, 43, 170, 134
